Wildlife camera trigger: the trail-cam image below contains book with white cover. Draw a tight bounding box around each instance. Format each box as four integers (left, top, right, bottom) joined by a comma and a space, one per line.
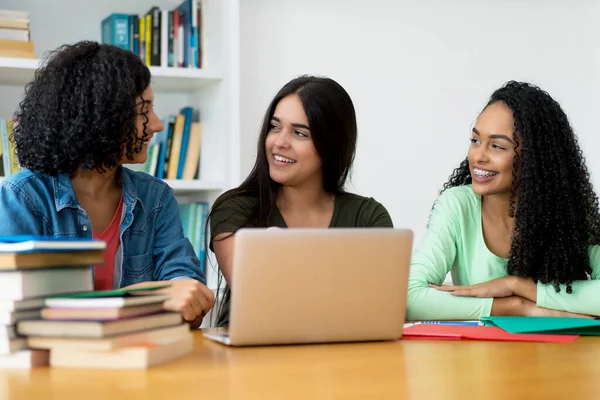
0, 10, 29, 20
0, 349, 49, 369
0, 309, 40, 325
50, 333, 193, 369
0, 297, 45, 312
0, 338, 26, 355
0, 325, 16, 340
28, 324, 189, 351
0, 268, 93, 300
0, 235, 106, 253
44, 294, 169, 309
17, 312, 182, 338
0, 250, 104, 270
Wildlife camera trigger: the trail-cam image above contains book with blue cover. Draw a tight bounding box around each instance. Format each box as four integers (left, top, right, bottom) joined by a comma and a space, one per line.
101, 13, 131, 50
0, 236, 106, 253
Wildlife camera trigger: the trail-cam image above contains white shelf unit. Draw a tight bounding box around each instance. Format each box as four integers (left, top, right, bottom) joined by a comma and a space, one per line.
0, 56, 223, 91
0, 176, 226, 194
0, 0, 241, 290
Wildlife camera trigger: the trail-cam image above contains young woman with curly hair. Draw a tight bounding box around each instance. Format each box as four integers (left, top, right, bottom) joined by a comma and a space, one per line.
407, 81, 600, 320
0, 41, 214, 327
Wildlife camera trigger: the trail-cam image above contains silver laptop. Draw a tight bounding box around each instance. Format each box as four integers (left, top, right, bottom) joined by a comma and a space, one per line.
203, 228, 413, 346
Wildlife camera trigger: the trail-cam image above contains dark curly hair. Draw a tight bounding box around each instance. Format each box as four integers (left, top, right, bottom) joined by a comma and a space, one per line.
442, 80, 600, 293
13, 40, 151, 175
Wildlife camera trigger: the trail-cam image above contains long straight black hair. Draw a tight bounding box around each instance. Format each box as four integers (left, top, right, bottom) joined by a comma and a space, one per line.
206, 75, 358, 325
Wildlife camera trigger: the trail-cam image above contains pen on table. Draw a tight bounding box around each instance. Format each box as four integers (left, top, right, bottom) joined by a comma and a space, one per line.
403, 321, 483, 328
422, 321, 483, 326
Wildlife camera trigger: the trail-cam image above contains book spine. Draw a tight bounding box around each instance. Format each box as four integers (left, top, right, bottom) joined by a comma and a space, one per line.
176, 107, 194, 179
1, 120, 11, 177
162, 116, 175, 179
190, 0, 198, 68
7, 121, 18, 174
197, 0, 202, 68
160, 10, 168, 67
139, 16, 145, 63
155, 118, 168, 179
145, 14, 152, 66
0, 120, 5, 176
130, 14, 139, 54
151, 7, 161, 66
111, 14, 131, 50
168, 11, 174, 67
101, 15, 111, 45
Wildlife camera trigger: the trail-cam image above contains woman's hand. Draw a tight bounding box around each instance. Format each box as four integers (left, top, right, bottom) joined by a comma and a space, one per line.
127, 279, 215, 328
491, 296, 593, 318
525, 302, 594, 318
429, 276, 518, 298
430, 276, 540, 302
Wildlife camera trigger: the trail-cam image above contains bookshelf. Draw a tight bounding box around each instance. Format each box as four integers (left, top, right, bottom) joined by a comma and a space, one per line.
0, 0, 241, 290
0, 57, 223, 91
0, 176, 226, 194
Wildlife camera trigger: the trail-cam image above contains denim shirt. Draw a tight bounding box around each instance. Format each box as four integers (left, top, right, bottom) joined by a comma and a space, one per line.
0, 167, 205, 287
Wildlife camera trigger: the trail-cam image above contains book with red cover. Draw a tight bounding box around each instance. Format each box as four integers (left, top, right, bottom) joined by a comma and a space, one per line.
402, 324, 579, 343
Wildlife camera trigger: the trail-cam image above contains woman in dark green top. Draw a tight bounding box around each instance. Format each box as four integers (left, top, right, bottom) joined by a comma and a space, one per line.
208, 75, 393, 326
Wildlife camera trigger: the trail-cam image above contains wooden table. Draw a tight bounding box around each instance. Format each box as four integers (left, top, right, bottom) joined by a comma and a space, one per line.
2, 331, 599, 400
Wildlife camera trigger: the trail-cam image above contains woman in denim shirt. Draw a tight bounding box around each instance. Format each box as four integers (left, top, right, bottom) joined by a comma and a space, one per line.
0, 41, 213, 328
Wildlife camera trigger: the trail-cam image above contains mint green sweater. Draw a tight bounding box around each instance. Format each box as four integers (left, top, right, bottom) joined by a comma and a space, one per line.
407, 185, 600, 320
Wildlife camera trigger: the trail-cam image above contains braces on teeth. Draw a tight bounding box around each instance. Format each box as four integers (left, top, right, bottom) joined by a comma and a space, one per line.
474, 169, 497, 177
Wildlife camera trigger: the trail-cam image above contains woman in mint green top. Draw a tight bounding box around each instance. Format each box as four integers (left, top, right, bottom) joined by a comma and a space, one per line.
407, 81, 600, 320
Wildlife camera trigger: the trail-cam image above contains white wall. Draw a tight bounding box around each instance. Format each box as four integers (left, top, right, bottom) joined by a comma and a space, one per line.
239, 0, 600, 246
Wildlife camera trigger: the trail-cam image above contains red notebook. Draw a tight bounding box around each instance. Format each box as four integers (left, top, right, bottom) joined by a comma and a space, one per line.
402, 324, 578, 343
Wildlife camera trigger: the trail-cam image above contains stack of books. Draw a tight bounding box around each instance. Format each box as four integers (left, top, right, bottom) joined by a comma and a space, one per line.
19, 286, 192, 369
0, 236, 105, 368
1, 235, 193, 369
0, 9, 34, 58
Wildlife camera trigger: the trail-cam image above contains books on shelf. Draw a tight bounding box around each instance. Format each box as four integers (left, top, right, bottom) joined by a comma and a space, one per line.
0, 9, 34, 59
145, 106, 201, 181
0, 119, 19, 178
101, 0, 202, 69
179, 201, 209, 273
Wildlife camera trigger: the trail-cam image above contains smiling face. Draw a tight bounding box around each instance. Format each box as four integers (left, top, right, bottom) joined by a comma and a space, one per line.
265, 94, 322, 187
468, 101, 520, 197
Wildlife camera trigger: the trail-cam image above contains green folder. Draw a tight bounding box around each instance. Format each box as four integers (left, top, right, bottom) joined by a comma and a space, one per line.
481, 316, 600, 336
47, 284, 170, 299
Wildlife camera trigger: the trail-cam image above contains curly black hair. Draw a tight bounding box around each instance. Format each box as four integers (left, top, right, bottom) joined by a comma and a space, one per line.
13, 40, 151, 175
442, 80, 600, 293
